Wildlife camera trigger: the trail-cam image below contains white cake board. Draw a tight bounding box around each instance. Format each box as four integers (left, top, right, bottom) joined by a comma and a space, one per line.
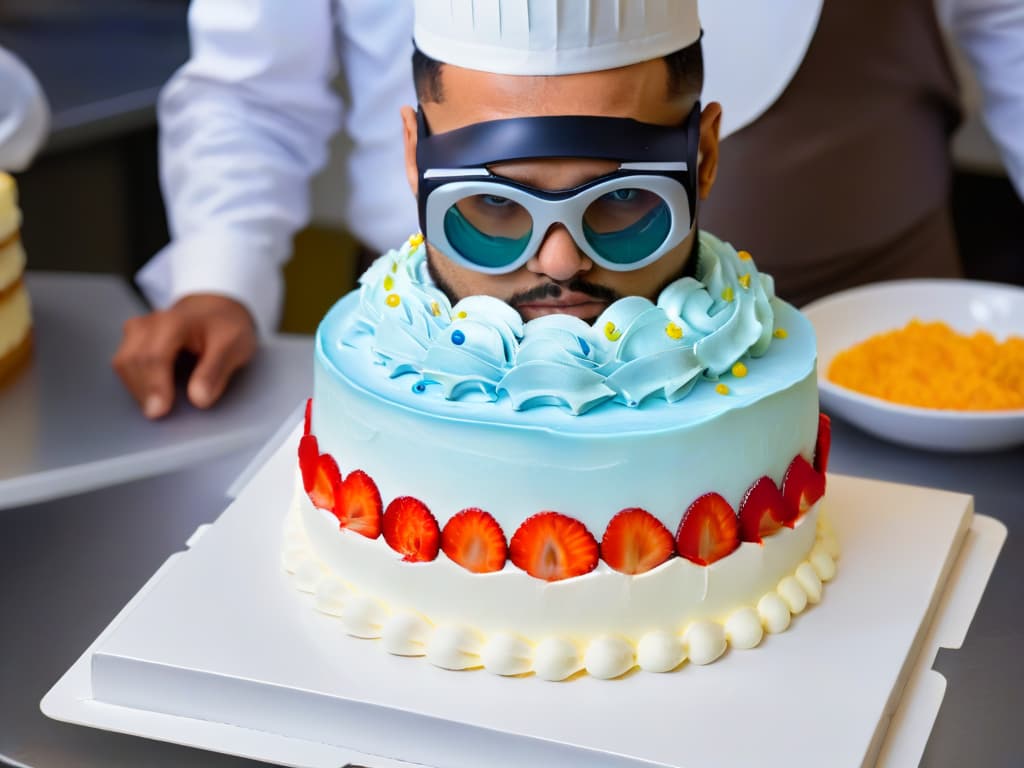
41, 426, 1005, 768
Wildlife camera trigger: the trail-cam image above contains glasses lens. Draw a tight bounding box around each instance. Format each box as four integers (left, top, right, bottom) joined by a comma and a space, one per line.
582, 188, 671, 265
443, 194, 533, 269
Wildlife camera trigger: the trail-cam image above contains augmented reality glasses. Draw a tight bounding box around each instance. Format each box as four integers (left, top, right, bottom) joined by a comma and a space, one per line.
416, 104, 701, 274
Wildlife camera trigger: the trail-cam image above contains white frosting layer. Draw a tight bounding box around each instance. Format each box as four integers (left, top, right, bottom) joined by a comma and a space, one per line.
299, 484, 821, 639
0, 173, 20, 244
284, 482, 838, 680
0, 238, 25, 294
0, 283, 31, 356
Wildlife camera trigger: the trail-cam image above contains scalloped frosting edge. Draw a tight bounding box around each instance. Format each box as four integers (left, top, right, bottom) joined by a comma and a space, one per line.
282, 497, 840, 681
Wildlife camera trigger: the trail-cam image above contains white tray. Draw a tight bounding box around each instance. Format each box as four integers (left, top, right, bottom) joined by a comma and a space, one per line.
42, 427, 1006, 768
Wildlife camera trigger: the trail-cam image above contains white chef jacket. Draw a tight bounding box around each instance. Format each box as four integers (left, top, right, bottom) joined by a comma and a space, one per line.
0, 47, 49, 171
139, 0, 1024, 335
138, 0, 417, 334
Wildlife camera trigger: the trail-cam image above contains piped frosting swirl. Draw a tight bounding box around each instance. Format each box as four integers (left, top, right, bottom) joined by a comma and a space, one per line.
339, 231, 777, 414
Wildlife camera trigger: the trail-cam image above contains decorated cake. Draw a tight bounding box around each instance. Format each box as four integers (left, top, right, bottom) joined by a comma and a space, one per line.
283, 232, 837, 680
0, 172, 32, 385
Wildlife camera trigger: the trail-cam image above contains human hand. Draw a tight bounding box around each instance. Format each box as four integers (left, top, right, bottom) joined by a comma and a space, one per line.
112, 294, 258, 419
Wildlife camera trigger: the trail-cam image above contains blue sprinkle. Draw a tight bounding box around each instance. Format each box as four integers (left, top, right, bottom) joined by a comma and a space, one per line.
451, 329, 466, 346
412, 378, 440, 394
578, 336, 590, 356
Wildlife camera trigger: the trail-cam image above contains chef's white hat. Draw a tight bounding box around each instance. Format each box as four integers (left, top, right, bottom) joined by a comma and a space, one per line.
413, 0, 701, 77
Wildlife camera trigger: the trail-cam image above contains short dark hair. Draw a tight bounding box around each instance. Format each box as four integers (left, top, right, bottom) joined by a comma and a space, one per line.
412, 38, 704, 104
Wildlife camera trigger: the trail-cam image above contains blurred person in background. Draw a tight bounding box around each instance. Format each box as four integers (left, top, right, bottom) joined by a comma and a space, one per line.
115, 0, 1024, 418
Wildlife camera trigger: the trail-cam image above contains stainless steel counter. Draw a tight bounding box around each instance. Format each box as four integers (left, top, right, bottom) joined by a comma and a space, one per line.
0, 415, 1021, 767
0, 273, 313, 509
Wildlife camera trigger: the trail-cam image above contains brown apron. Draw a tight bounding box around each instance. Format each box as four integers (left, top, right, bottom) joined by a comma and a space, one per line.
700, 0, 963, 306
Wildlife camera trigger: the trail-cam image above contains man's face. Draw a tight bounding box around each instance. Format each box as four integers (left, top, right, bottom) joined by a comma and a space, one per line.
401, 59, 722, 322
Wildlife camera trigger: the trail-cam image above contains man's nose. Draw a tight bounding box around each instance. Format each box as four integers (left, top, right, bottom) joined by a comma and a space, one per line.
527, 224, 593, 282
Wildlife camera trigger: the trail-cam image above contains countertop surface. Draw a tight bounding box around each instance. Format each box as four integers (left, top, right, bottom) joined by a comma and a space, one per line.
0, 273, 313, 510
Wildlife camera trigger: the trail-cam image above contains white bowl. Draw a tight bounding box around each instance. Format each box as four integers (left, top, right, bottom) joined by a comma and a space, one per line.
801, 279, 1024, 453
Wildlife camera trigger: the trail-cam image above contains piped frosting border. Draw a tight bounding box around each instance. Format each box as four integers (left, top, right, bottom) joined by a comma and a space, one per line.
282, 486, 839, 681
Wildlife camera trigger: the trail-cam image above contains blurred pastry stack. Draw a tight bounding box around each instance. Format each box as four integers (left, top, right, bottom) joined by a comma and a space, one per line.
0, 171, 31, 384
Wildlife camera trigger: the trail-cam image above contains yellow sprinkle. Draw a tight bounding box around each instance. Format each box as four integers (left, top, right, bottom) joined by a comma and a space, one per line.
385, 294, 401, 308
732, 362, 748, 378
391, 261, 398, 273
383, 275, 394, 291
715, 383, 730, 395
604, 322, 622, 342
457, 310, 468, 319
738, 274, 751, 290
774, 328, 788, 339
408, 232, 424, 247
721, 286, 735, 302
430, 301, 441, 317
738, 250, 752, 261
665, 322, 683, 340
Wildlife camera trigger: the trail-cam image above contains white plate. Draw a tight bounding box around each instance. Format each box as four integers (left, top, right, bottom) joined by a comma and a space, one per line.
802, 279, 1024, 452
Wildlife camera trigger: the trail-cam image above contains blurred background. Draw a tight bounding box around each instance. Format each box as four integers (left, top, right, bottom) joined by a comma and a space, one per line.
2, 0, 1022, 334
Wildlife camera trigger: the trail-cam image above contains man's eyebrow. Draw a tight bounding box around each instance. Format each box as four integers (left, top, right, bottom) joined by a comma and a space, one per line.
487, 161, 619, 191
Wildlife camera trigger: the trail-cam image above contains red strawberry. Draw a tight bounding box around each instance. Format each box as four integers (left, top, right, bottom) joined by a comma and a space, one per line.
303, 397, 313, 436
335, 470, 382, 539
738, 476, 789, 543
297, 434, 319, 493
815, 412, 832, 474
675, 493, 740, 566
441, 508, 507, 573
600, 507, 674, 574
309, 453, 341, 511
509, 512, 599, 581
383, 496, 440, 562
782, 455, 826, 523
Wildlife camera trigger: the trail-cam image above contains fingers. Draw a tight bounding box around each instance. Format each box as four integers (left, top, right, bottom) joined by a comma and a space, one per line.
112, 295, 257, 417
112, 312, 189, 419
187, 316, 257, 409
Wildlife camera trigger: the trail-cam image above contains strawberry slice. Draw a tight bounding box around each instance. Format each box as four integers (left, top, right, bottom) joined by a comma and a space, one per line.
738, 476, 788, 543
441, 508, 507, 573
297, 434, 319, 493
600, 507, 674, 574
383, 496, 440, 562
309, 453, 342, 511
510, 511, 599, 581
675, 493, 740, 566
782, 455, 826, 524
303, 397, 313, 436
815, 412, 832, 474
335, 469, 382, 539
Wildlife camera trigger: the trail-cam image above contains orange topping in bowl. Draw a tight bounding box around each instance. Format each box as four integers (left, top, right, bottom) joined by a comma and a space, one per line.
827, 320, 1024, 410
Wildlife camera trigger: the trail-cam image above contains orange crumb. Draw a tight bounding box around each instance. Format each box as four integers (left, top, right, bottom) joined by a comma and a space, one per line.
827, 320, 1024, 411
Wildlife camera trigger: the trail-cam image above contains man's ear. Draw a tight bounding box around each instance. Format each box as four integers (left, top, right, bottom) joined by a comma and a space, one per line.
401, 105, 419, 198
697, 101, 722, 201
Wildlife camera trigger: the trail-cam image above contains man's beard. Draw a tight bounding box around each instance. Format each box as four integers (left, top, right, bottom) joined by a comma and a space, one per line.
426, 230, 701, 324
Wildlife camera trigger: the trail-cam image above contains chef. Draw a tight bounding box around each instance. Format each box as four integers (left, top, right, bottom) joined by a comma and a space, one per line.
114, 0, 1024, 418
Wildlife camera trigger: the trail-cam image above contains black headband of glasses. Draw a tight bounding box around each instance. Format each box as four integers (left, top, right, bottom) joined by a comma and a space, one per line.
416, 102, 701, 172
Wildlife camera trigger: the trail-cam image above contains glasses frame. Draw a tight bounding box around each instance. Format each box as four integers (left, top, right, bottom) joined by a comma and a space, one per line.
423, 168, 692, 274
415, 104, 702, 274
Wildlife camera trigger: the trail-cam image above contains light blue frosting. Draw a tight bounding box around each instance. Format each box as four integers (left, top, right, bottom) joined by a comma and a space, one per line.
329, 232, 781, 415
